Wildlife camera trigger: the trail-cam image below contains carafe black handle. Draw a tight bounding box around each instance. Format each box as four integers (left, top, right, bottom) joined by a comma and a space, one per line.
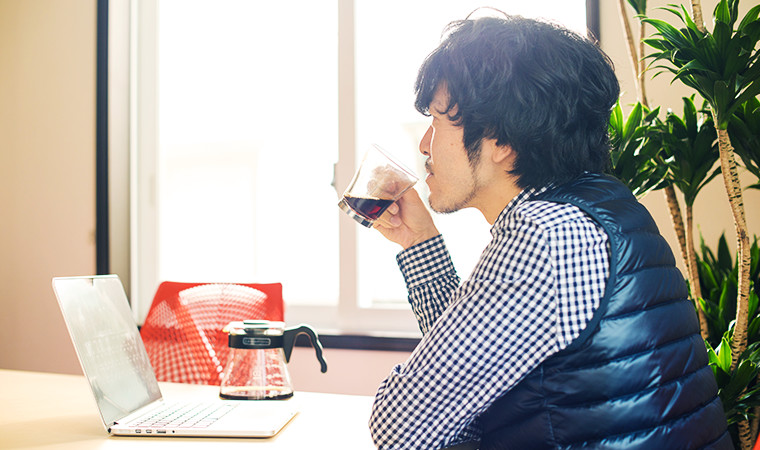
282, 324, 328, 373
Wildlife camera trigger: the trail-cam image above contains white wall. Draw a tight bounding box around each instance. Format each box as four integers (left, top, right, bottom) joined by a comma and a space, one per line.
0, 0, 758, 397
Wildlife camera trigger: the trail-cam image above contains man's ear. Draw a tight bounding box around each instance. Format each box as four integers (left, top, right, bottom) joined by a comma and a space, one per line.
490, 143, 515, 168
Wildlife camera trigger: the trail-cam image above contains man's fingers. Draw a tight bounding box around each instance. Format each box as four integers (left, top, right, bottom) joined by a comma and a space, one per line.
376, 202, 402, 228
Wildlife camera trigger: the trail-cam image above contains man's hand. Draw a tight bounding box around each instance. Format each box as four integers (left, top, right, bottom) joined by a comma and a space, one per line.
373, 188, 440, 249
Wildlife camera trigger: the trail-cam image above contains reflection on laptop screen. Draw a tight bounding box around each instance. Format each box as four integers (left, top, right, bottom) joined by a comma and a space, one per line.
53, 276, 161, 426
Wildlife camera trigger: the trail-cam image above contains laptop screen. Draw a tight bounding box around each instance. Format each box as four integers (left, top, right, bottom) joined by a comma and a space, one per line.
53, 275, 162, 427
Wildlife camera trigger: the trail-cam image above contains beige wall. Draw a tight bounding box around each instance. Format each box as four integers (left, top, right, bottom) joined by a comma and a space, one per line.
0, 0, 758, 396
0, 0, 97, 373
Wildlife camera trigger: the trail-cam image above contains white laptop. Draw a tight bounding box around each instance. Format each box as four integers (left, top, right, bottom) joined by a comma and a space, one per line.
52, 275, 298, 438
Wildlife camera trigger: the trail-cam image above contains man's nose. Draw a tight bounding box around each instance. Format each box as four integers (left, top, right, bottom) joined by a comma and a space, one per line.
419, 126, 433, 156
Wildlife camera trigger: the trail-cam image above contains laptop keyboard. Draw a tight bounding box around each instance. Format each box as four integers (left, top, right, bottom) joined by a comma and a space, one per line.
128, 402, 238, 429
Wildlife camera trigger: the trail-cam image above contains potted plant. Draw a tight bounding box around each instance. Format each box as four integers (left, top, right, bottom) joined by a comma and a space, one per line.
611, 0, 760, 447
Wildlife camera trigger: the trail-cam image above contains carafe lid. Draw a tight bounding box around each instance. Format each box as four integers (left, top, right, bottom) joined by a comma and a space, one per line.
224, 320, 285, 337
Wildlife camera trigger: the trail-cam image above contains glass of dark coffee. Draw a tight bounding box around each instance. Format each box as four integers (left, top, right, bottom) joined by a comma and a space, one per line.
338, 144, 418, 227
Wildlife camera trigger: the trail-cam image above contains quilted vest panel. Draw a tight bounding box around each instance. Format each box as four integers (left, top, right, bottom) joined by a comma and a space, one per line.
478, 174, 731, 450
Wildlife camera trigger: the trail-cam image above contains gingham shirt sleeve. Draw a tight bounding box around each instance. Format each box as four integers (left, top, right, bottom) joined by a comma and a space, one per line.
369, 199, 609, 449
396, 235, 460, 334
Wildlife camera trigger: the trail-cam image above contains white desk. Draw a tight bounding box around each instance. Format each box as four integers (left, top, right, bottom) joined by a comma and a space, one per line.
0, 369, 376, 449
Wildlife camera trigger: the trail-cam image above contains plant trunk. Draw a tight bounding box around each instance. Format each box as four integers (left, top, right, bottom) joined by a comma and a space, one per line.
638, 22, 648, 108
712, 122, 752, 449
712, 121, 752, 450
613, 0, 709, 339
663, 187, 692, 288
752, 398, 760, 449
617, 0, 643, 100
712, 123, 751, 369
713, 124, 753, 450
685, 203, 709, 339
739, 420, 753, 450
690, 0, 707, 33
617, 0, 707, 338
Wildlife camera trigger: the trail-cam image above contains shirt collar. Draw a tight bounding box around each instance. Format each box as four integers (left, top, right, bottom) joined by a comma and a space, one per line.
491, 184, 553, 234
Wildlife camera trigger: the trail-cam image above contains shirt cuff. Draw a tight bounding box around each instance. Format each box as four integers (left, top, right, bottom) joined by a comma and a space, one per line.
396, 235, 456, 290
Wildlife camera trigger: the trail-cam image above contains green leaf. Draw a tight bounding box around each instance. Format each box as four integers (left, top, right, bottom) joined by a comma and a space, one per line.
730, 79, 760, 120
749, 290, 759, 326
684, 96, 699, 137
719, 280, 731, 322
644, 106, 661, 122
642, 18, 693, 52
748, 315, 760, 340
712, 21, 732, 54
703, 236, 719, 268
707, 339, 720, 366
712, 80, 732, 127
721, 359, 759, 406
678, 59, 720, 77
700, 259, 720, 292
624, 103, 644, 139
740, 341, 760, 363
737, 6, 760, 33
680, 4, 700, 34
715, 0, 732, 25
626, 0, 647, 15
706, 341, 722, 378
643, 38, 668, 51
718, 234, 733, 273
716, 333, 733, 373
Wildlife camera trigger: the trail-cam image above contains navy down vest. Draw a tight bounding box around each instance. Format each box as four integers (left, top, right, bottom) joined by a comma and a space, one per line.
478, 174, 731, 449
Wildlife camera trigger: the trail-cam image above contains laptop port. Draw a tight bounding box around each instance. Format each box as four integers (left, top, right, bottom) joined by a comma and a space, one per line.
157, 430, 167, 434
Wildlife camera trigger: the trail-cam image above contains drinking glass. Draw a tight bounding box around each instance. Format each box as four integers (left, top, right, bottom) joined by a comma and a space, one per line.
337, 145, 418, 227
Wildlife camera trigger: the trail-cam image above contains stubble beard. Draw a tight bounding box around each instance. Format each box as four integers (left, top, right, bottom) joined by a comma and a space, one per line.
429, 178, 478, 214
427, 146, 482, 214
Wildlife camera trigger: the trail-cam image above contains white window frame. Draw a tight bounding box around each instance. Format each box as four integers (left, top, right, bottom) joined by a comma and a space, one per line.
123, 0, 422, 335
111, 0, 593, 336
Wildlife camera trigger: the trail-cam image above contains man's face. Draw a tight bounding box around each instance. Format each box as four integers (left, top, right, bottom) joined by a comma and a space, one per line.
419, 85, 483, 214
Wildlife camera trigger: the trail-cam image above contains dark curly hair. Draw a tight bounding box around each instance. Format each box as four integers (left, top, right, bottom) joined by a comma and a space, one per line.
414, 15, 620, 190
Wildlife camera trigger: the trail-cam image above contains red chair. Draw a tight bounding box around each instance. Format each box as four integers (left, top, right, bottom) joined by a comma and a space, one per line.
140, 281, 284, 385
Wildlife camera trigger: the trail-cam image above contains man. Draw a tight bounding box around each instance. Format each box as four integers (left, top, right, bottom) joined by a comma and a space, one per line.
369, 15, 730, 450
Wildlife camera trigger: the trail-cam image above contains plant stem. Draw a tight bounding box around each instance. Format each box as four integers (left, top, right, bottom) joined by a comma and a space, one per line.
617, 0, 643, 101
712, 121, 751, 371
619, 0, 707, 338
664, 187, 694, 307
739, 420, 753, 450
712, 123, 751, 450
690, 0, 707, 33
685, 203, 709, 339
752, 405, 760, 450
638, 22, 648, 108
614, 1, 706, 337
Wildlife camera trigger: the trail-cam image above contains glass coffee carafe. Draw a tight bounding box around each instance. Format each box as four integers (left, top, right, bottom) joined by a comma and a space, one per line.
219, 320, 327, 400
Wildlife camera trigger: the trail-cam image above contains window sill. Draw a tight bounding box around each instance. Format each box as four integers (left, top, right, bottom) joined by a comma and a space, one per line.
294, 332, 420, 352
137, 326, 421, 352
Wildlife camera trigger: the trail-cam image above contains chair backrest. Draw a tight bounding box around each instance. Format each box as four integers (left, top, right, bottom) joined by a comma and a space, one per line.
140, 281, 284, 385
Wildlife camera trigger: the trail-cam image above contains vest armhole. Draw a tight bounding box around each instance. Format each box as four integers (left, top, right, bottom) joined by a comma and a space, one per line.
536, 193, 619, 355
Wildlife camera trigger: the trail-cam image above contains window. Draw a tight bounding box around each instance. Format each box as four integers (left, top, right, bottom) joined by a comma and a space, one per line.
123, 0, 592, 335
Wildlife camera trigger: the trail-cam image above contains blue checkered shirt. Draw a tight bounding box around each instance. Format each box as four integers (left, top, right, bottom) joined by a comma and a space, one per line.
369, 186, 611, 449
